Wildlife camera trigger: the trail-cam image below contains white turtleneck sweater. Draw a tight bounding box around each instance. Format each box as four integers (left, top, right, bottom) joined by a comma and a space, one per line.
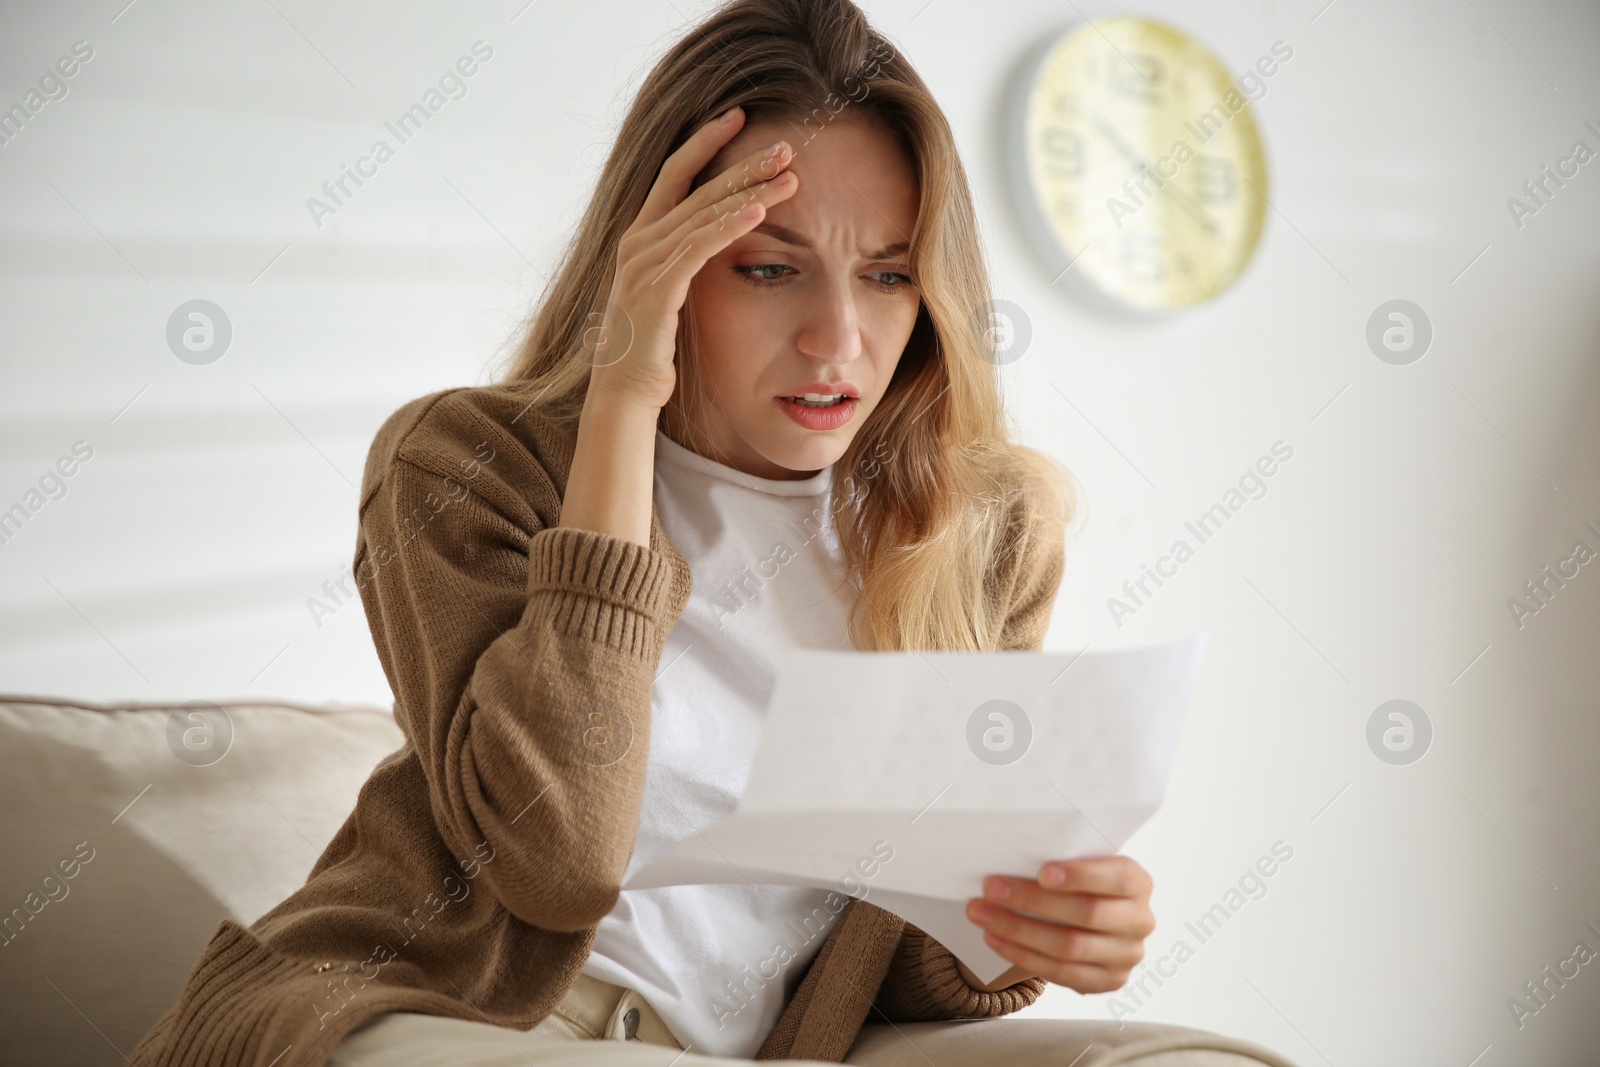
578, 428, 858, 1058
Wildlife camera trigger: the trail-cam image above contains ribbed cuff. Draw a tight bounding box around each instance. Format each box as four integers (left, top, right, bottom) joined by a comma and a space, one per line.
525, 526, 678, 657
904, 927, 1048, 1018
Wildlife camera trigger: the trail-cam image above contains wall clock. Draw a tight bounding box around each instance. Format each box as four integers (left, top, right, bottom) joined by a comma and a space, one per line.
1006, 15, 1272, 314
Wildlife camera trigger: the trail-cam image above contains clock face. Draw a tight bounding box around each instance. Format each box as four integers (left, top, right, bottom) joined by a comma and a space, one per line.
1013, 16, 1270, 313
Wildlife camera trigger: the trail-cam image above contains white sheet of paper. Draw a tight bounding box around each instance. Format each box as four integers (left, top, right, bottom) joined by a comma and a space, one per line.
622, 634, 1207, 984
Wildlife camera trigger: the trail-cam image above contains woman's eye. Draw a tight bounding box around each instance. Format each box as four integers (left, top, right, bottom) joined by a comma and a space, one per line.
735, 264, 791, 287
871, 272, 913, 292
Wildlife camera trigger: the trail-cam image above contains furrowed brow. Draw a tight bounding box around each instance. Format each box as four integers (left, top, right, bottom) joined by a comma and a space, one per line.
751, 222, 910, 260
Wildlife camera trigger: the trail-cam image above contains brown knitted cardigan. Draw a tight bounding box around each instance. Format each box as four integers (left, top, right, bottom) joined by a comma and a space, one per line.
129, 383, 1064, 1066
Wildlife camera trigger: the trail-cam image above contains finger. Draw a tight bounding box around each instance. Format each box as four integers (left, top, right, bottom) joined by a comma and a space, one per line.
639, 137, 796, 249
968, 900, 1145, 970
640, 173, 798, 290
635, 105, 749, 230
980, 928, 1130, 995
1038, 856, 1153, 898
979, 877, 1154, 937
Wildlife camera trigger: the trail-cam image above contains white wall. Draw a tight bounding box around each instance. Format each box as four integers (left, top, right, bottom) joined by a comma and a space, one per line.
2, 1, 1597, 1064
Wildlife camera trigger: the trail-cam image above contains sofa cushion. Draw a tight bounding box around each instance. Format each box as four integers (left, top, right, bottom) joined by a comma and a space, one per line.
0, 695, 405, 1066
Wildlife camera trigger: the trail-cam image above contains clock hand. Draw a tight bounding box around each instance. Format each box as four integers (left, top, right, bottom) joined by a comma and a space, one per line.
1092, 116, 1219, 237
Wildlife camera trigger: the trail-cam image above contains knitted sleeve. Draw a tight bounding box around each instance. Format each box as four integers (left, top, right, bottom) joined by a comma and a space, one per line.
352, 396, 686, 933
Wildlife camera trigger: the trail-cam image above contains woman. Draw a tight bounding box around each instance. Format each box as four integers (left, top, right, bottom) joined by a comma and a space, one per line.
130, 1, 1161, 1064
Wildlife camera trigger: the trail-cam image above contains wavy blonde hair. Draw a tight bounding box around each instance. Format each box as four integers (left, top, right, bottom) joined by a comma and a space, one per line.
495, 0, 1079, 652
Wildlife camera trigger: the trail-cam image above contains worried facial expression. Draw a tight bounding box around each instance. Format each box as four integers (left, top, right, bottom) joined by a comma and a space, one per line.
676, 115, 922, 481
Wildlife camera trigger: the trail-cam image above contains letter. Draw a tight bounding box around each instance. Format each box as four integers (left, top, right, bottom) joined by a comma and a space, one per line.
333, 170, 358, 198
1107, 596, 1138, 628
709, 993, 741, 1030
39, 73, 68, 102
1535, 564, 1567, 600
758, 951, 782, 980
1171, 539, 1195, 563
771, 941, 795, 967
439, 71, 466, 100
1523, 979, 1548, 1006
856, 855, 880, 879
1107, 196, 1138, 229
822, 891, 848, 914
1238, 870, 1266, 900
841, 872, 867, 898
390, 104, 429, 140
1556, 153, 1580, 179
455, 56, 478, 78
57, 855, 81, 880
1194, 903, 1230, 939
73, 840, 95, 864
71, 439, 93, 461
471, 40, 493, 62
1155, 152, 1179, 179
22, 488, 45, 511
1222, 887, 1247, 911
1134, 570, 1159, 598
312, 996, 340, 1031
1237, 71, 1266, 101
1555, 551, 1581, 580
1134, 966, 1164, 997
842, 73, 868, 102
1536, 164, 1566, 196
1140, 562, 1166, 589
23, 893, 47, 916
1504, 598, 1542, 630
871, 839, 894, 862
4, 907, 31, 939
370, 139, 395, 164
1270, 440, 1293, 462
1154, 952, 1179, 978
1537, 964, 1567, 998
1194, 102, 1232, 139
1120, 178, 1145, 206
1238, 470, 1267, 500
1221, 487, 1247, 512
72, 41, 94, 62
340, 162, 365, 189
1573, 140, 1595, 165
420, 88, 446, 112
823, 91, 847, 116
1190, 501, 1232, 539
1522, 579, 1547, 607
1133, 164, 1165, 198
56, 56, 80, 79
55, 454, 79, 478
38, 472, 67, 501
1557, 954, 1581, 980
1107, 994, 1139, 1027
40, 875, 69, 903
1270, 40, 1293, 61
23, 89, 46, 112
755, 552, 781, 581
1270, 839, 1293, 862
1521, 180, 1545, 206
1256, 55, 1278, 77
1574, 540, 1596, 565
308, 196, 338, 229
1120, 579, 1145, 607
1255, 855, 1278, 878
1171, 140, 1195, 165
0, 103, 32, 143
1507, 995, 1538, 1029
1173, 939, 1195, 964
1154, 554, 1178, 579
1573, 940, 1596, 965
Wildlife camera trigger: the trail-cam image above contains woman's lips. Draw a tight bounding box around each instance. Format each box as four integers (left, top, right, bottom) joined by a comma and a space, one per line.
775, 395, 859, 430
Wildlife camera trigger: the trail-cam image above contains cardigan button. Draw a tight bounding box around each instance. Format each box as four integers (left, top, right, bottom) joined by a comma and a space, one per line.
622, 1007, 640, 1040
314, 961, 333, 973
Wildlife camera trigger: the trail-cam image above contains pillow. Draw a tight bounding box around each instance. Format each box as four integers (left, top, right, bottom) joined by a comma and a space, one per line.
0, 695, 405, 1065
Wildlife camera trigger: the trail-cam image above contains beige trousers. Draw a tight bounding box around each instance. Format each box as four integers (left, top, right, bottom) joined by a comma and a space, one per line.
328, 970, 838, 1065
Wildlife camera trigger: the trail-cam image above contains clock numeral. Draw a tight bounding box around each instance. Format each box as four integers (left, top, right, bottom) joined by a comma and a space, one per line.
1121, 232, 1166, 284
1108, 51, 1164, 104
1193, 154, 1236, 204
1040, 126, 1086, 179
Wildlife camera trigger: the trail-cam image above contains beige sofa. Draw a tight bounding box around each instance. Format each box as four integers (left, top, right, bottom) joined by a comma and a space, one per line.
0, 696, 1299, 1066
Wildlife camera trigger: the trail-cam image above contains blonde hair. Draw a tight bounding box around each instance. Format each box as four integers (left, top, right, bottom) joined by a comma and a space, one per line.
495, 0, 1079, 652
